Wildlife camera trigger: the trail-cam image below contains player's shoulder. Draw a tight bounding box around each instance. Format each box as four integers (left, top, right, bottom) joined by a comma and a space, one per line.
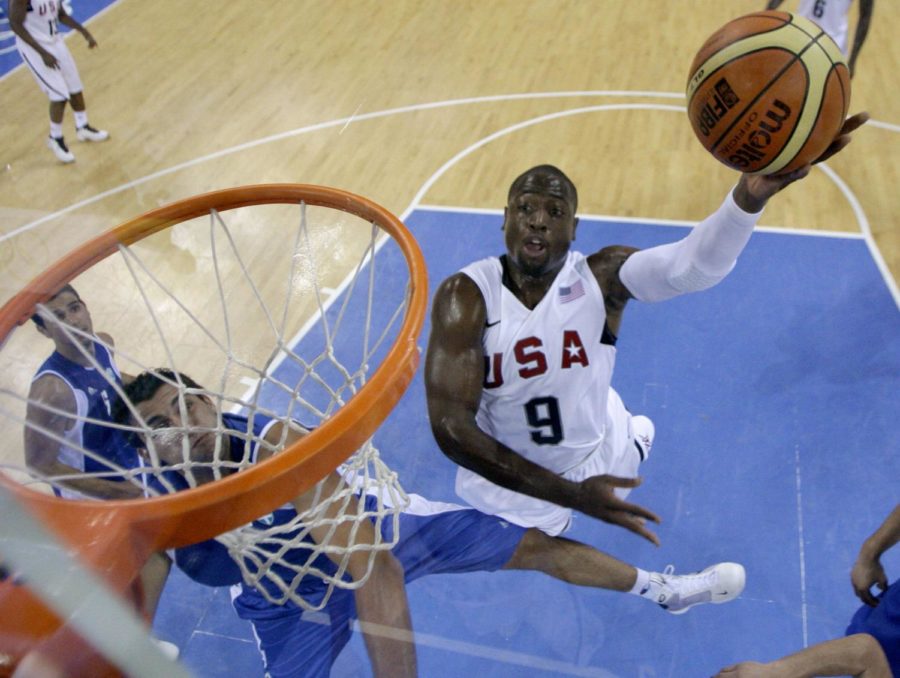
587, 245, 638, 276
436, 270, 484, 302
29, 371, 76, 408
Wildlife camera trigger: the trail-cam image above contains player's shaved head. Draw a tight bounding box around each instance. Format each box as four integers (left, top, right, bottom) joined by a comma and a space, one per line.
508, 165, 578, 212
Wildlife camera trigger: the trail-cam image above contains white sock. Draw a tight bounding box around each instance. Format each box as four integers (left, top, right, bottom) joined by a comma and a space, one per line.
629, 568, 652, 596
50, 122, 63, 139
74, 110, 88, 128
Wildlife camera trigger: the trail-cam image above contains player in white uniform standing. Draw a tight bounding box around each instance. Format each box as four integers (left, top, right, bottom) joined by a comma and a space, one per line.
424, 113, 867, 549
9, 0, 109, 164
766, 0, 875, 76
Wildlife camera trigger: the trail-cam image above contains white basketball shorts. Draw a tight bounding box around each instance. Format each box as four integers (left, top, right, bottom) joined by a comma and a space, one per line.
16, 37, 83, 102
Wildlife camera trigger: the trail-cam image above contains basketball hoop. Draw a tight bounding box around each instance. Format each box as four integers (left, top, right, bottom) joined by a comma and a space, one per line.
0, 184, 427, 675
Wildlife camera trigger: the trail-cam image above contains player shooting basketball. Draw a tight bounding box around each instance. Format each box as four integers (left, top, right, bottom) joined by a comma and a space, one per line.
424, 113, 868, 546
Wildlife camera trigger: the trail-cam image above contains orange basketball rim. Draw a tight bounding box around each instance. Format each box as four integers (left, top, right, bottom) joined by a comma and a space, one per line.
0, 184, 428, 674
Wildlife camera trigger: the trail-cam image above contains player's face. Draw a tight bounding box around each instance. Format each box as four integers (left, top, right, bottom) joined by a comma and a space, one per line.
133, 383, 222, 468
37, 291, 95, 354
503, 173, 578, 278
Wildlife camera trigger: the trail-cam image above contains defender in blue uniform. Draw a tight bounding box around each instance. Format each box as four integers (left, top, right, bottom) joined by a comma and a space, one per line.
119, 369, 749, 678
26, 284, 140, 499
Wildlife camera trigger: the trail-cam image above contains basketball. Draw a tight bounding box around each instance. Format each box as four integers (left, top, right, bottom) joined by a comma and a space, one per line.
686, 11, 850, 175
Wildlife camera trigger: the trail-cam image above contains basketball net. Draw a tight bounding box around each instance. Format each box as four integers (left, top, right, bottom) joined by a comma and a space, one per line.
0, 185, 426, 674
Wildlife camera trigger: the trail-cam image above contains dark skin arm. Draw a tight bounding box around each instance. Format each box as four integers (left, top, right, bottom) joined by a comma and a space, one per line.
425, 273, 662, 545
8, 0, 56, 67
57, 4, 98, 48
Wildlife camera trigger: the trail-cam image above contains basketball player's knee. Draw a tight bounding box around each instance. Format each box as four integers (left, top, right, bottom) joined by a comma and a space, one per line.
503, 528, 555, 571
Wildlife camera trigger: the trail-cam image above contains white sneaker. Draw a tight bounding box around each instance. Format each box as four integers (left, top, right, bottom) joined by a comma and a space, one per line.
650, 562, 745, 614
76, 124, 109, 142
46, 136, 75, 163
631, 414, 654, 462
152, 638, 180, 660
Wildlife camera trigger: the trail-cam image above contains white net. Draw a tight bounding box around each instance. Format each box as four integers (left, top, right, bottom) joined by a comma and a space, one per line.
0, 190, 420, 611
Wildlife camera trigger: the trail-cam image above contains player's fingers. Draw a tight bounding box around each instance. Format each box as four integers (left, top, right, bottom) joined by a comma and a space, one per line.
602, 474, 642, 488
841, 111, 870, 134
858, 586, 879, 607
612, 497, 662, 525
608, 512, 660, 546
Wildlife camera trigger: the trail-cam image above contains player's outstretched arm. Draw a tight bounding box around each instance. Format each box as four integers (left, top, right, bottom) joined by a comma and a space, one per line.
610, 113, 869, 307
425, 275, 661, 544
713, 633, 891, 678
851, 503, 900, 607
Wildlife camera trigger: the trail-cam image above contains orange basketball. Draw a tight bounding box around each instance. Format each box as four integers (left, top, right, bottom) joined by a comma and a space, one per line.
686, 11, 850, 175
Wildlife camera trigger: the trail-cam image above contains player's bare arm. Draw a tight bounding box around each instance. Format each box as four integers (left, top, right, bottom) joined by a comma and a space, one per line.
425, 274, 661, 544
588, 245, 638, 336
8, 0, 57, 67
57, 5, 97, 48
851, 503, 900, 607
24, 375, 140, 499
260, 424, 416, 678
715, 633, 891, 678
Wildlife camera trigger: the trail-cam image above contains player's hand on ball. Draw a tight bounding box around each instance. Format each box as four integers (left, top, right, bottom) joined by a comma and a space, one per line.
575, 474, 661, 546
734, 111, 869, 212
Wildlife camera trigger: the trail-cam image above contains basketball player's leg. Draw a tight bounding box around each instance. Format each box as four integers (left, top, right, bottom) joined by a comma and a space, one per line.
17, 40, 76, 162
53, 44, 108, 144
234, 587, 356, 678
503, 527, 747, 615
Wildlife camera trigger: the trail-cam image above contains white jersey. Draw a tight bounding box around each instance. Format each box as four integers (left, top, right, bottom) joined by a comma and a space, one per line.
797, 0, 852, 53
462, 251, 616, 474
455, 252, 642, 534
19, 0, 63, 45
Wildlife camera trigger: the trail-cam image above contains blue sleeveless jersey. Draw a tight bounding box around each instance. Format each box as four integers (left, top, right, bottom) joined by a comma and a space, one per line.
33, 341, 138, 475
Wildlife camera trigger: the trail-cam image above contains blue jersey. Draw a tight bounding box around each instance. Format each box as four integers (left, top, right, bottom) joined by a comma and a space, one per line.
33, 341, 138, 488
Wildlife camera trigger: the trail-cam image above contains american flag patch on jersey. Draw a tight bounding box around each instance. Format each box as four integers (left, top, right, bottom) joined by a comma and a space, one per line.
559, 280, 585, 303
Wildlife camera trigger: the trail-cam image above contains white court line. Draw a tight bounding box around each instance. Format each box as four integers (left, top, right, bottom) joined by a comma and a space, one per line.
350, 622, 619, 678
4, 91, 896, 309
400, 100, 896, 307
1, 92, 683, 243
794, 444, 809, 648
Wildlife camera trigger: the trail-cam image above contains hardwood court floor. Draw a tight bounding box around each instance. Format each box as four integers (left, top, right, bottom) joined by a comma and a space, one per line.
0, 0, 897, 675
1, 0, 898, 309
